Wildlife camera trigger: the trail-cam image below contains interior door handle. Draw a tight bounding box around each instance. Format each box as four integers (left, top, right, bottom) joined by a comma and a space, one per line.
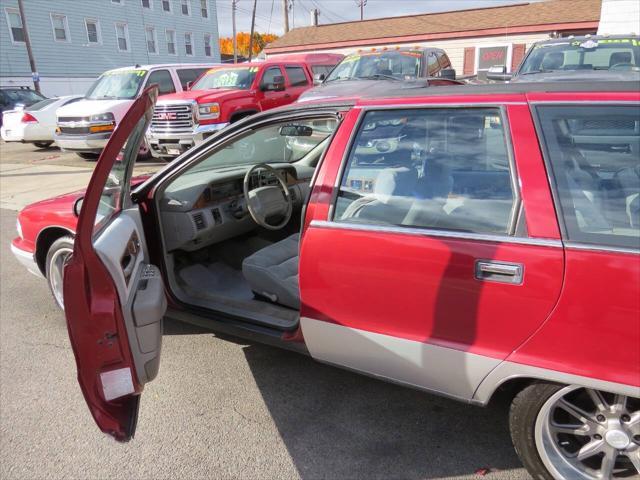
475, 260, 523, 284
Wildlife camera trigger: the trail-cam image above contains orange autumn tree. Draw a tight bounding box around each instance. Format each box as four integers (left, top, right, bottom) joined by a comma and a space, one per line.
219, 32, 279, 57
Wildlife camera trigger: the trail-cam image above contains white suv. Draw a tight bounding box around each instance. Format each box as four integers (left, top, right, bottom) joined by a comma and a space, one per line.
54, 63, 218, 159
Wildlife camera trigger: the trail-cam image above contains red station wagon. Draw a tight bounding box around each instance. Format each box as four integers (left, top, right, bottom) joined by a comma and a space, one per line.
11, 82, 640, 480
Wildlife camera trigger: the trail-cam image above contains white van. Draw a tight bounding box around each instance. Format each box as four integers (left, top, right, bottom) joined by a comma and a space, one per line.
54, 63, 217, 159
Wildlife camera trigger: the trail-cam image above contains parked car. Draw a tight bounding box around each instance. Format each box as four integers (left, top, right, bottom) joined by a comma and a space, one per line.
1, 95, 83, 148
487, 34, 640, 82
298, 47, 459, 103
54, 63, 217, 159
0, 86, 47, 126
146, 53, 343, 159
13, 81, 640, 480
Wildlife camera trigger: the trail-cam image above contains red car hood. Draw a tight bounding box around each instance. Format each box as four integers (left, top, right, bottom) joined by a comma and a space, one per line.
158, 88, 251, 104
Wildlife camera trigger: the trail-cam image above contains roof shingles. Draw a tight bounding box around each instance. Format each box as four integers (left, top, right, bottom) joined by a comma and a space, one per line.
265, 0, 602, 51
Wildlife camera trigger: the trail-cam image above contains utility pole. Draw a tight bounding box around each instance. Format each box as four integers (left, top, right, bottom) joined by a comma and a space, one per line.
311, 8, 319, 26
17, 0, 39, 92
248, 0, 257, 62
231, 0, 237, 63
355, 0, 367, 21
282, 0, 289, 33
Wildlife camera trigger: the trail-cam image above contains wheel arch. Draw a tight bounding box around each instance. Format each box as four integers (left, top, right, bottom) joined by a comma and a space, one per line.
229, 109, 259, 123
35, 226, 75, 275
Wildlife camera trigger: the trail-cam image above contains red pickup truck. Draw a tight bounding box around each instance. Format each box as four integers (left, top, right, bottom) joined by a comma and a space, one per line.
146, 53, 343, 159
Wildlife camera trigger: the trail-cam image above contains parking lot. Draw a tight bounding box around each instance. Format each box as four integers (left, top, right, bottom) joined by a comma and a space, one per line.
0, 141, 532, 479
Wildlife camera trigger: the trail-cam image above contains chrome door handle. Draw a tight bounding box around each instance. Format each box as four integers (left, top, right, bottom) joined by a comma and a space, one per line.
475, 260, 523, 284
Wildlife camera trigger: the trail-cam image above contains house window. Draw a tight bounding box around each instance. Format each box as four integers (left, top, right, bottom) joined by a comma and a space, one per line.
162, 0, 172, 12
184, 32, 193, 56
200, 0, 208, 18
145, 26, 157, 54
204, 33, 212, 56
141, 0, 152, 8
50, 13, 70, 42
85, 18, 101, 44
5, 8, 25, 43
111, 0, 123, 4
115, 22, 129, 51
166, 29, 176, 55
181, 0, 190, 15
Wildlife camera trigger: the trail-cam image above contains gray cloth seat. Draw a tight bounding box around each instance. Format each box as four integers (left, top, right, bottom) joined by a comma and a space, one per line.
242, 233, 300, 310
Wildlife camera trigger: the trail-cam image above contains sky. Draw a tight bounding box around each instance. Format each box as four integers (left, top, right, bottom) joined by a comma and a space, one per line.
214, 0, 543, 37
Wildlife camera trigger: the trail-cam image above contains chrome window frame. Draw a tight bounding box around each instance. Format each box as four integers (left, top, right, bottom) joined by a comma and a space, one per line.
328, 103, 523, 237
531, 101, 640, 254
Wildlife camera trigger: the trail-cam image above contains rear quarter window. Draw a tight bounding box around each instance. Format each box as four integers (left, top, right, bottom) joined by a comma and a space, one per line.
535, 105, 640, 250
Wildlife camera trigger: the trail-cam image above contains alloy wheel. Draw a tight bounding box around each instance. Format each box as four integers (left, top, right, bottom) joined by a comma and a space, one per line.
536, 385, 640, 479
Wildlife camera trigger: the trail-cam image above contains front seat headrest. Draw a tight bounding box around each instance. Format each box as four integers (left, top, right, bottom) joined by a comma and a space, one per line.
374, 167, 417, 204
610, 51, 632, 66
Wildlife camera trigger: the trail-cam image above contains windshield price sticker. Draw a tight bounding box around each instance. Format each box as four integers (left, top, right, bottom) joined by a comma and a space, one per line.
104, 69, 147, 76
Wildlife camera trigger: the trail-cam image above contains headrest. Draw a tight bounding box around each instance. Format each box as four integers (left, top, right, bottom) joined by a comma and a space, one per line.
610, 51, 632, 66
374, 167, 417, 204
541, 52, 564, 70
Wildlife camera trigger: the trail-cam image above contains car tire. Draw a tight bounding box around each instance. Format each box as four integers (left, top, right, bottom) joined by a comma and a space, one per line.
45, 235, 74, 310
510, 382, 640, 480
77, 152, 100, 160
33, 141, 53, 149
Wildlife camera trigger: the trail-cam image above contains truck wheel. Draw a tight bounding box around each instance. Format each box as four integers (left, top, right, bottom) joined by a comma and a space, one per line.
510, 382, 640, 480
77, 152, 100, 160
45, 235, 74, 310
33, 141, 53, 149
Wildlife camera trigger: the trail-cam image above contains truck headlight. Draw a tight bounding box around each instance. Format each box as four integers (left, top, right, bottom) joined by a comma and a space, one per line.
197, 103, 220, 119
16, 218, 23, 239
89, 112, 116, 133
90, 112, 115, 123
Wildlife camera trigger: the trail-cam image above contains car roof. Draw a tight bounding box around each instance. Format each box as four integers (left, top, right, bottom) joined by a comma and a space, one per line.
533, 34, 640, 46
106, 63, 220, 73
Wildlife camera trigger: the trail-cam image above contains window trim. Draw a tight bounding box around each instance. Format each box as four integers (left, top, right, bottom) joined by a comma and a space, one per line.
4, 7, 25, 44
531, 101, 640, 252
475, 43, 513, 74
84, 18, 102, 45
115, 22, 130, 52
145, 25, 158, 55
161, 0, 173, 13
328, 104, 522, 237
50, 13, 71, 43
200, 0, 208, 18
204, 33, 212, 57
184, 31, 193, 56
180, 0, 191, 16
165, 28, 177, 56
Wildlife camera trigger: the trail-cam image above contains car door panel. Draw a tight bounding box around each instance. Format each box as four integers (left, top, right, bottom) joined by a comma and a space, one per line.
299, 102, 564, 401
63, 87, 165, 442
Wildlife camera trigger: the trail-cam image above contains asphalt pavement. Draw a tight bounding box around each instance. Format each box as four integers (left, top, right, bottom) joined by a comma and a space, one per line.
0, 141, 531, 479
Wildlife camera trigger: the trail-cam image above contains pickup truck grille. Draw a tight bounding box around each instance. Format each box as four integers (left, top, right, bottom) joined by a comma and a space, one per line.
57, 116, 91, 135
151, 103, 194, 133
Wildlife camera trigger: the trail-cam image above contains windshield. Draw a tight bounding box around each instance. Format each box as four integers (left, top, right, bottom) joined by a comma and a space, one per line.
520, 38, 640, 74
191, 67, 258, 90
325, 51, 422, 82
2, 89, 45, 106
85, 69, 147, 100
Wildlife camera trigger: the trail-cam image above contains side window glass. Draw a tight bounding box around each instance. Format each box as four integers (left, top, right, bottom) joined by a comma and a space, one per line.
177, 68, 207, 90
284, 66, 309, 86
146, 69, 176, 95
334, 108, 517, 235
427, 53, 440, 76
536, 105, 640, 249
261, 67, 282, 87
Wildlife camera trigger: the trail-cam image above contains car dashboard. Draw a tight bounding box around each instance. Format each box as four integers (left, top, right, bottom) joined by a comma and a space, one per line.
159, 164, 310, 252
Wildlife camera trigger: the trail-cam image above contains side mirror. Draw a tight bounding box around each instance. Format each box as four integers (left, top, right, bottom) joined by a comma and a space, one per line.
186, 81, 193, 90
262, 75, 285, 92
440, 68, 456, 80
313, 73, 326, 85
486, 65, 513, 81
73, 196, 84, 218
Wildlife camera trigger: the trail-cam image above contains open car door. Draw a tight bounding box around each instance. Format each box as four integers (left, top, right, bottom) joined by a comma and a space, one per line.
63, 86, 166, 442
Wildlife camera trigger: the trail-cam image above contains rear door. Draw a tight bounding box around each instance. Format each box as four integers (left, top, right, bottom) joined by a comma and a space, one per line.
283, 65, 311, 102
299, 102, 565, 401
63, 87, 166, 441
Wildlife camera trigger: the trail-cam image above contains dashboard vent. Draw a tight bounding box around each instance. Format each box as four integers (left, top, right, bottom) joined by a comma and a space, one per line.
192, 212, 206, 231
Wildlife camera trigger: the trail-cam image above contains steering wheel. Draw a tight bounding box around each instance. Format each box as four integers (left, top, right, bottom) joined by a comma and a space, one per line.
243, 163, 293, 231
